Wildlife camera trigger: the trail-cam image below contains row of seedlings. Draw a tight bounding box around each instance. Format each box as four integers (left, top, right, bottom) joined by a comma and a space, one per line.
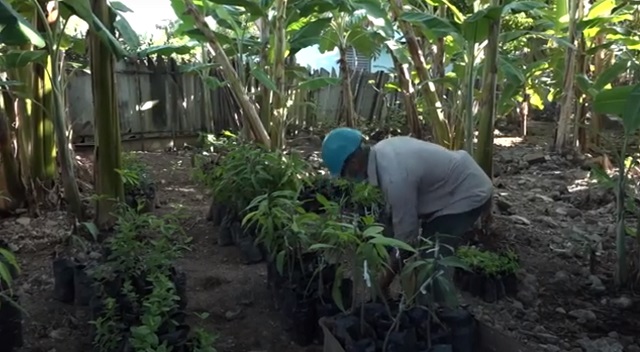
195, 139, 312, 264
52, 154, 216, 351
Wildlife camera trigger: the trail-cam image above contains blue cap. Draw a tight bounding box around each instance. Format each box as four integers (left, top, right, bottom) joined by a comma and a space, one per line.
321, 127, 364, 176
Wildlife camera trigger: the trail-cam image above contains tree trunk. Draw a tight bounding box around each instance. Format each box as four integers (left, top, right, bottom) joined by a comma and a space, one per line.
590, 33, 607, 147
270, 0, 288, 150
389, 0, 449, 146
391, 52, 421, 138
48, 36, 84, 219
0, 91, 26, 207
338, 46, 356, 128
184, 0, 271, 149
475, 1, 501, 179
553, 0, 578, 152
91, 0, 124, 227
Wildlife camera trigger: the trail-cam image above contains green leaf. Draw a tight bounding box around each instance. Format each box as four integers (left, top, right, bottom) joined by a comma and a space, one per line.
621, 84, 640, 134
309, 243, 336, 251
203, 76, 226, 89
593, 85, 634, 117
206, 0, 266, 17
331, 267, 346, 312
575, 74, 598, 98
438, 256, 470, 271
0, 247, 19, 275
593, 59, 630, 91
0, 0, 46, 47
586, 0, 615, 19
114, 16, 140, 49
502, 1, 547, 14
297, 77, 341, 91
498, 56, 525, 84
109, 0, 133, 12
0, 50, 48, 69
60, 0, 129, 59
368, 236, 416, 253
399, 12, 460, 39
251, 67, 278, 92
461, 6, 502, 44
289, 17, 332, 54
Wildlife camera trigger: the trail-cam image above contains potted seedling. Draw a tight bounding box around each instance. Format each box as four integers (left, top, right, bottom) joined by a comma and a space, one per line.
244, 190, 338, 346
455, 246, 520, 302
117, 153, 156, 213
317, 214, 428, 352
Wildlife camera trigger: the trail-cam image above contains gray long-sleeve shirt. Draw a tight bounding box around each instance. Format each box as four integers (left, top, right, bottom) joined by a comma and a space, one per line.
367, 136, 493, 243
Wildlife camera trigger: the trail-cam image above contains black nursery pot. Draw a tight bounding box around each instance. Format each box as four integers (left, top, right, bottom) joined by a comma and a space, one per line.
74, 263, 95, 307
438, 308, 476, 352
280, 285, 318, 347
52, 257, 76, 304
230, 222, 263, 264
216, 212, 235, 247
0, 295, 24, 351
170, 267, 188, 310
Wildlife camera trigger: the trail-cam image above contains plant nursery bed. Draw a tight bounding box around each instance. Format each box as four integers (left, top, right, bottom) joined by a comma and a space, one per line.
455, 247, 520, 303
267, 254, 352, 346
319, 302, 477, 352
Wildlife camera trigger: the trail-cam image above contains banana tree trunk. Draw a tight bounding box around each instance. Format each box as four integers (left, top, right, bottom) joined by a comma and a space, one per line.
257, 18, 272, 128
553, 0, 577, 152
573, 2, 587, 152
184, 0, 271, 149
391, 52, 421, 138
0, 90, 26, 206
590, 33, 607, 147
31, 54, 56, 188
338, 46, 356, 127
91, 0, 124, 227
389, 0, 449, 147
475, 3, 501, 178
270, 0, 288, 150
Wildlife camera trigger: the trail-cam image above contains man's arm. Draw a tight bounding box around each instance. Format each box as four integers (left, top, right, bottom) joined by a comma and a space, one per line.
377, 174, 420, 296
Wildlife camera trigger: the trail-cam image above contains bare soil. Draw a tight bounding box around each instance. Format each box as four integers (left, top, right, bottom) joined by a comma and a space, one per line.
1, 121, 639, 352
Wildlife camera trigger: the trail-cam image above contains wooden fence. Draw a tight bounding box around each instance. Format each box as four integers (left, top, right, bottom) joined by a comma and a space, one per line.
66, 57, 403, 145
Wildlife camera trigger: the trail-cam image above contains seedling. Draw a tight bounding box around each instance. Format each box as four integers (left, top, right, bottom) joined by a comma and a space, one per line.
457, 246, 519, 276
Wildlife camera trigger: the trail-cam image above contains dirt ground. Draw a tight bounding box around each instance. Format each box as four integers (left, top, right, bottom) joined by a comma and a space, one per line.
1, 121, 640, 352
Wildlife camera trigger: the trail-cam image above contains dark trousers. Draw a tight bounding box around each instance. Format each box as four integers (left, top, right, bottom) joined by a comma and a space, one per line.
420, 198, 491, 257
417, 198, 492, 305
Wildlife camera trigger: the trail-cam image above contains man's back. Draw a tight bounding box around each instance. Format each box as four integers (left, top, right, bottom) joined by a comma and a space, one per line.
370, 136, 493, 219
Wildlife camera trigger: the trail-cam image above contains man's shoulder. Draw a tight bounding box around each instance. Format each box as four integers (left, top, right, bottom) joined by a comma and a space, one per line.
373, 136, 441, 153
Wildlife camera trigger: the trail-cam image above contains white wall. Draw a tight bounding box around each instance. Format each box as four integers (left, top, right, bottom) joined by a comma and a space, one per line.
295, 45, 394, 73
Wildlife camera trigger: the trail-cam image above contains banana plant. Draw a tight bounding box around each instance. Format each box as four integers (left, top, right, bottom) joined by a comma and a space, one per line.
0, 0, 131, 219
170, 0, 350, 149
593, 83, 640, 287
398, 0, 547, 151
317, 1, 390, 128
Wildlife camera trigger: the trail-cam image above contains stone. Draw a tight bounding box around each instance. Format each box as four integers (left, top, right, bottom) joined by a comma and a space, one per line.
610, 296, 633, 309
568, 309, 596, 322
525, 153, 548, 165
576, 337, 623, 352
586, 275, 606, 294
510, 215, 531, 225
626, 345, 640, 352
16, 217, 31, 226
